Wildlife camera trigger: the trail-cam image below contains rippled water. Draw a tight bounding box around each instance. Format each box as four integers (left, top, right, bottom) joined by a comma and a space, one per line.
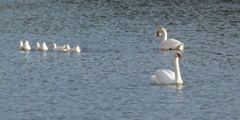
1, 0, 240, 119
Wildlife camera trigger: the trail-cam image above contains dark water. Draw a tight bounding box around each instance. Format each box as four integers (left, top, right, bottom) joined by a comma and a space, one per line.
0, 0, 240, 119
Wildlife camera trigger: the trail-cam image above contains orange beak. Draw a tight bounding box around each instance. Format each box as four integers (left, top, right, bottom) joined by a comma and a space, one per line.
178, 55, 183, 59
156, 33, 160, 39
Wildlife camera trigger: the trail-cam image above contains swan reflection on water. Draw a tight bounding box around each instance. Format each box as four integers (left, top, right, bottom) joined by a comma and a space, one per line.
19, 50, 31, 60
169, 84, 183, 93
173, 83, 183, 89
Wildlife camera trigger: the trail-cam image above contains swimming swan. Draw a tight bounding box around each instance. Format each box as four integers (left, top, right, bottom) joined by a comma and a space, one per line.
35, 42, 48, 51
64, 44, 81, 53
156, 28, 184, 50
151, 51, 183, 84
19, 40, 31, 50
50, 43, 66, 51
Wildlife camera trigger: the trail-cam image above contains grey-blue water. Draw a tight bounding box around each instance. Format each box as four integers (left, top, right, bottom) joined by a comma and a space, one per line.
1, 0, 240, 119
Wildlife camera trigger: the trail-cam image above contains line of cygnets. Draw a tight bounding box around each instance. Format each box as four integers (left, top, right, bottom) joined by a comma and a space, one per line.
18, 40, 81, 53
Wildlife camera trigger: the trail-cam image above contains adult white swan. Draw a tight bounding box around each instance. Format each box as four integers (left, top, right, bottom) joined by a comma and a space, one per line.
156, 28, 184, 50
151, 51, 183, 84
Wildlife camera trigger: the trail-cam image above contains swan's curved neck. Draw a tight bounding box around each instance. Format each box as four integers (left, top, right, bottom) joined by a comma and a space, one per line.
161, 29, 167, 42
53, 43, 57, 48
66, 45, 70, 50
174, 57, 182, 83
20, 41, 23, 46
36, 43, 40, 47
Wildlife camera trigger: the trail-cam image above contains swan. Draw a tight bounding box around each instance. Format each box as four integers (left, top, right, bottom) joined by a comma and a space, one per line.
35, 42, 48, 51
35, 42, 41, 50
156, 28, 184, 50
151, 51, 183, 84
24, 40, 31, 50
50, 43, 66, 51
64, 44, 81, 53
40, 42, 48, 51
20, 40, 31, 50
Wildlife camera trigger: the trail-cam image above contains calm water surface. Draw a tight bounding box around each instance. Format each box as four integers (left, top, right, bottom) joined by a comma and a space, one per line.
0, 0, 240, 119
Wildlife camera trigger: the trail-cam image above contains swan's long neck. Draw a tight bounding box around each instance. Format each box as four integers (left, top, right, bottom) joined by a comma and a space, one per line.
53, 43, 57, 48
65, 45, 70, 50
174, 57, 182, 83
161, 29, 167, 42
36, 42, 40, 47
20, 41, 23, 47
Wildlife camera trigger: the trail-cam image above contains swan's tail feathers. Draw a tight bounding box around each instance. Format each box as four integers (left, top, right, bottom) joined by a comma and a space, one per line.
177, 43, 184, 50
151, 75, 157, 84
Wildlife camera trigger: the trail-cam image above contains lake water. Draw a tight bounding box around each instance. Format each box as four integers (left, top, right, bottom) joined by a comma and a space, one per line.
0, 0, 240, 119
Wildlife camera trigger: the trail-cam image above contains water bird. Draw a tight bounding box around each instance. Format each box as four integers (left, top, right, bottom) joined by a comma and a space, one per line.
151, 51, 183, 84
50, 43, 66, 51
35, 42, 48, 51
64, 44, 81, 53
156, 28, 184, 50
19, 40, 31, 50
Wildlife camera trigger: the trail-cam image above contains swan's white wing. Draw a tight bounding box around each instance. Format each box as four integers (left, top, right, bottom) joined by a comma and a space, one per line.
161, 38, 182, 46
153, 69, 175, 84
159, 39, 184, 50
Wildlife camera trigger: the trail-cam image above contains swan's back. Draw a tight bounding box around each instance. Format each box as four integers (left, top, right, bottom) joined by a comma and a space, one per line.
160, 38, 182, 46
159, 38, 184, 50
